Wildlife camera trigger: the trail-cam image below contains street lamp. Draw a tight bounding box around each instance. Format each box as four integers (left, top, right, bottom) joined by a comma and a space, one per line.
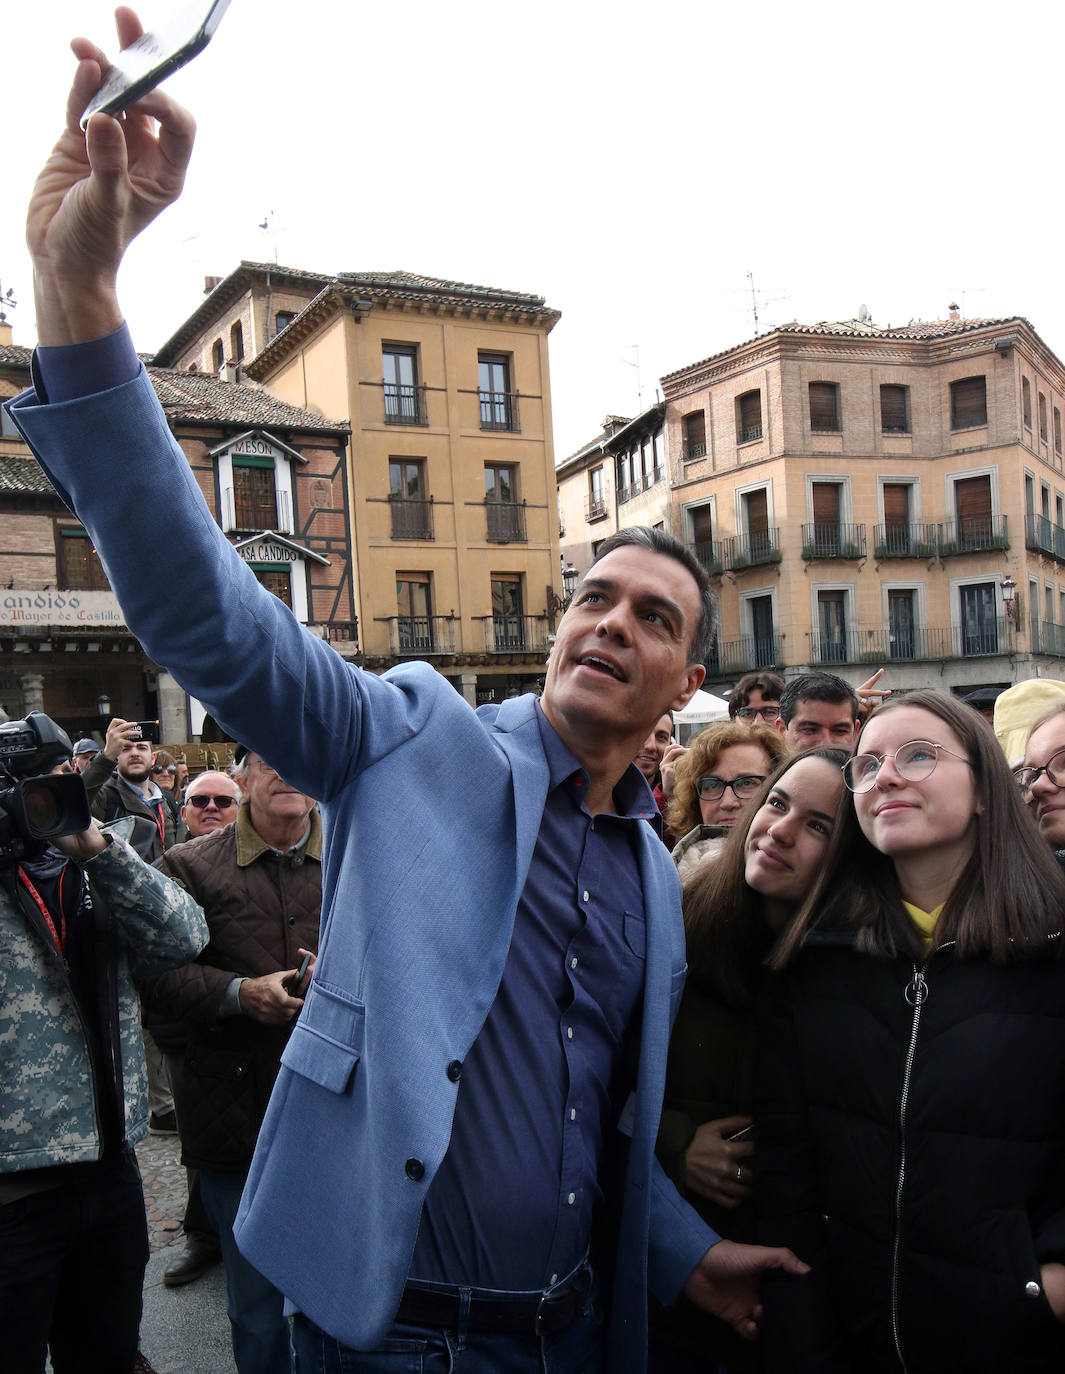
1001, 576, 1017, 623
96, 692, 111, 717
562, 563, 579, 602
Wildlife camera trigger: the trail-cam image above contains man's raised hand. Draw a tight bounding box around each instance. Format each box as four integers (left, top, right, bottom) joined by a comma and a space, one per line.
28, 6, 196, 345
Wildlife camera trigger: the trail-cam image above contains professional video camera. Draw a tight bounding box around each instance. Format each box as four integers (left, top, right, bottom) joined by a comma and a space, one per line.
0, 712, 92, 862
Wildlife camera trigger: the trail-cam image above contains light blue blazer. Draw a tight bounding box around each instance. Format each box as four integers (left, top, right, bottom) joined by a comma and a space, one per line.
10, 369, 716, 1369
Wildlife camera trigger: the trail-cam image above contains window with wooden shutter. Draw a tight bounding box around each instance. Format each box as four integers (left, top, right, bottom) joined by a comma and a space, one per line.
744, 488, 769, 557
880, 385, 909, 434
1039, 394, 1048, 442
811, 482, 841, 555
738, 390, 763, 443
818, 590, 847, 662
950, 376, 987, 429
954, 475, 992, 546
690, 504, 713, 544
809, 383, 840, 432
684, 411, 706, 459
1022, 378, 1032, 430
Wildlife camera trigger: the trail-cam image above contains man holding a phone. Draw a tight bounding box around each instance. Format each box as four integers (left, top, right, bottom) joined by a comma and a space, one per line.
6, 14, 808, 1374
82, 716, 177, 863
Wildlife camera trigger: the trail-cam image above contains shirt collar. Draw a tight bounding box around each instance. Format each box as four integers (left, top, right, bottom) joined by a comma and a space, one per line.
533, 699, 657, 822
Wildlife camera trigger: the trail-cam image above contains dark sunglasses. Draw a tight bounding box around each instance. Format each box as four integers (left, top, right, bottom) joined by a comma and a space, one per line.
186, 794, 237, 810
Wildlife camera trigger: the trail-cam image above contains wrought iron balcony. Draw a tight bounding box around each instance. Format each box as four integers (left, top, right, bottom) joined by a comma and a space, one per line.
485, 501, 527, 544
739, 424, 763, 443
1026, 513, 1065, 563
800, 523, 866, 560
683, 441, 707, 461
389, 496, 434, 540
479, 391, 520, 432
376, 615, 457, 656
938, 516, 1008, 556
717, 529, 782, 571
1032, 618, 1065, 656
383, 383, 428, 426
324, 619, 359, 645
804, 619, 1008, 664
585, 496, 607, 522
707, 634, 781, 675
688, 539, 725, 578
479, 614, 551, 653
872, 523, 939, 559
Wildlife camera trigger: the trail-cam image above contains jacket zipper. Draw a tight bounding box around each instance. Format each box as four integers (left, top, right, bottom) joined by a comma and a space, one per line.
890, 941, 954, 1371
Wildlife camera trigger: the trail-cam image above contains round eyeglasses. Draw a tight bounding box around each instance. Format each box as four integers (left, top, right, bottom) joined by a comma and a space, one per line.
695, 774, 766, 802
1016, 748, 1065, 797
735, 705, 780, 722
843, 740, 971, 794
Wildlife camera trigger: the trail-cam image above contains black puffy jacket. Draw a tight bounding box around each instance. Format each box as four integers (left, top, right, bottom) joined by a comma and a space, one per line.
755, 922, 1065, 1373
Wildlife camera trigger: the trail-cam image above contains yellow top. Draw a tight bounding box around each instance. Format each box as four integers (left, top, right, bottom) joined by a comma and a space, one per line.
903, 901, 943, 945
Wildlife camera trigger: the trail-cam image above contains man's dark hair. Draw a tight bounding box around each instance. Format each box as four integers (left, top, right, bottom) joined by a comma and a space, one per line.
728, 671, 785, 717
779, 672, 859, 727
586, 526, 716, 666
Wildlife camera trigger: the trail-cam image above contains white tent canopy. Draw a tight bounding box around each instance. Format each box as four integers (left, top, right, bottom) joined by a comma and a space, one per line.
673, 688, 730, 743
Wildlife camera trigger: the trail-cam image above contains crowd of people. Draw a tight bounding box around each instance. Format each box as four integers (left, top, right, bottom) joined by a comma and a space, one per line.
6, 15, 1065, 1374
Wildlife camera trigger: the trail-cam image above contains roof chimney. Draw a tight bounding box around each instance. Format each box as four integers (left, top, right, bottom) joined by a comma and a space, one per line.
948, 302, 960, 322
0, 321, 11, 347
204, 276, 223, 295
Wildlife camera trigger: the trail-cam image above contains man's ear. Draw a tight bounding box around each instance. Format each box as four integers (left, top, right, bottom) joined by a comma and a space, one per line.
774, 716, 787, 737
671, 663, 706, 711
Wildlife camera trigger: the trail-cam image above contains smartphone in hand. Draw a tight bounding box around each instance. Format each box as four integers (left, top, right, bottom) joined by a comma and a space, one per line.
80, 0, 233, 129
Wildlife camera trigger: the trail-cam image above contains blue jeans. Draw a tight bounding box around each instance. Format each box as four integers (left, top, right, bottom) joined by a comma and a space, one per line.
200, 1168, 289, 1374
290, 1280, 603, 1374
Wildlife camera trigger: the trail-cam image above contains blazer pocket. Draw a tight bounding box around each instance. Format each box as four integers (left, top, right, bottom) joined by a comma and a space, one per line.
280, 980, 365, 1095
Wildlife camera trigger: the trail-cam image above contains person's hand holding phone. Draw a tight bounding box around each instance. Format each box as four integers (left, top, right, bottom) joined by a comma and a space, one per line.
28, 6, 197, 347
684, 1115, 754, 1209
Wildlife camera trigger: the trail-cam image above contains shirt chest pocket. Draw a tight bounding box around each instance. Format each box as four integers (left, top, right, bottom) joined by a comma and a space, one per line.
622, 911, 646, 959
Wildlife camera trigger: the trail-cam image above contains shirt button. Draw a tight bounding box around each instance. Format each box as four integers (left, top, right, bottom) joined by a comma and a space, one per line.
570, 1108, 576, 1121
1025, 1280, 1042, 1298
550, 1273, 558, 1285
582, 890, 590, 902
567, 1192, 575, 1205
566, 1026, 573, 1040
405, 1158, 425, 1181
570, 957, 578, 970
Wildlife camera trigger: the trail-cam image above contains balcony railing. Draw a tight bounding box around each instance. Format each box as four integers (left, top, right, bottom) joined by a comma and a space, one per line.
383, 383, 428, 426
479, 614, 551, 653
803, 620, 1008, 664
938, 515, 1008, 556
800, 523, 867, 560
739, 424, 763, 443
717, 529, 782, 571
683, 441, 707, 461
688, 539, 725, 578
873, 523, 939, 559
1032, 618, 1065, 656
389, 496, 434, 540
324, 619, 359, 645
1026, 513, 1065, 563
479, 391, 520, 432
585, 496, 607, 522
618, 470, 667, 505
376, 615, 457, 656
707, 634, 781, 675
485, 501, 527, 543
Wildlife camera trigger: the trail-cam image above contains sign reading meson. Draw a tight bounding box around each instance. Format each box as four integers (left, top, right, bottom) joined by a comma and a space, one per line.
0, 590, 127, 627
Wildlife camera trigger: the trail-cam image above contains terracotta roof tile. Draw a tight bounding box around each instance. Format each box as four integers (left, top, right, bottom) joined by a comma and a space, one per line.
0, 455, 58, 496
146, 366, 348, 433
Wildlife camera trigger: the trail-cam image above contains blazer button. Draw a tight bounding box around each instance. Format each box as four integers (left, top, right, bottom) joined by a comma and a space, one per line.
446, 1060, 462, 1082
1025, 1280, 1042, 1298
405, 1158, 425, 1181
288, 916, 296, 926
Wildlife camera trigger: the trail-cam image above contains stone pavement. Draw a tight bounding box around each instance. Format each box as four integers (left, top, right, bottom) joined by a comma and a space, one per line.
136, 1130, 237, 1374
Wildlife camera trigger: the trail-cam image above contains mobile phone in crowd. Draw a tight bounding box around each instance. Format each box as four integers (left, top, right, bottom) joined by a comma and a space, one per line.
131, 720, 160, 745
80, 0, 233, 129
286, 951, 312, 998
727, 1125, 753, 1143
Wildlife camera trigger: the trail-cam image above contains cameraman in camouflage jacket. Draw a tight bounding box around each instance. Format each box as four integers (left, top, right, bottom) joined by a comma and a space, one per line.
0, 802, 208, 1373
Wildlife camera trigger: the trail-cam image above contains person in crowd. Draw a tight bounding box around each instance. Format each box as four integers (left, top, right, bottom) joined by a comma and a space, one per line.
727, 672, 785, 727
757, 690, 1065, 1372
652, 747, 848, 1372
994, 678, 1065, 767
0, 733, 207, 1373
72, 736, 99, 772
1019, 701, 1065, 856
961, 685, 1002, 725
635, 710, 676, 824
180, 769, 242, 838
666, 723, 789, 881
776, 672, 861, 753
142, 746, 320, 1373
7, 26, 806, 1370
82, 717, 179, 862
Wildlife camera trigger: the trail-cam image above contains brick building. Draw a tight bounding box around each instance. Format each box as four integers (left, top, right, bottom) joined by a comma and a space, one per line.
0, 323, 352, 744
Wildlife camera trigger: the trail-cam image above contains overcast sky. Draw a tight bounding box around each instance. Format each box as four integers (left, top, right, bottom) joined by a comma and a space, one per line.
4, 0, 1063, 462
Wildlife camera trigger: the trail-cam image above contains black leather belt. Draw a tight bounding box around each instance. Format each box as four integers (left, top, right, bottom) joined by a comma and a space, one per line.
396, 1265, 592, 1337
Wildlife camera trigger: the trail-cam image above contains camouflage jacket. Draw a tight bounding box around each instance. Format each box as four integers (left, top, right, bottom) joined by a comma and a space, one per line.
0, 821, 208, 1173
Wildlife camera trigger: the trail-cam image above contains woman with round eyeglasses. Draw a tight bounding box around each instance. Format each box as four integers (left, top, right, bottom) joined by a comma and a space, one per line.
666, 722, 790, 881
1020, 702, 1065, 855
650, 747, 847, 1373
756, 690, 1065, 1373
